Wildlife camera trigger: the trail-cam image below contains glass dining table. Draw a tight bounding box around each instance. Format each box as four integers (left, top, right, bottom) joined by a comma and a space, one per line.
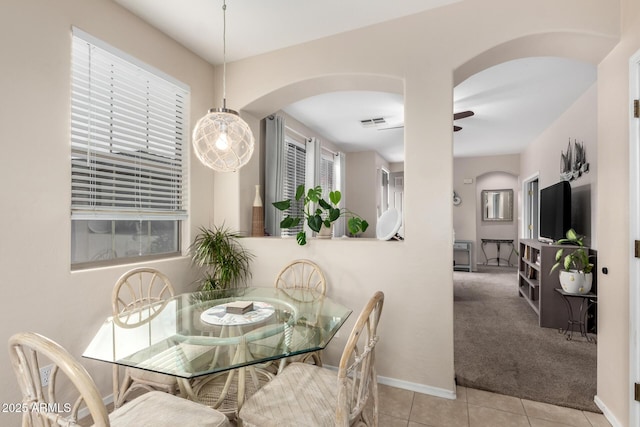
83, 286, 352, 412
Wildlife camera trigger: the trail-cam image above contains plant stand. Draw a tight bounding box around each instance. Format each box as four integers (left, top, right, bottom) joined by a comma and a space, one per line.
554, 288, 597, 343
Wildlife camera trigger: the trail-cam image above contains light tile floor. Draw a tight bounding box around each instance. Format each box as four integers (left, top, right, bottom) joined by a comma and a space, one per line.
93, 384, 611, 426
379, 384, 612, 427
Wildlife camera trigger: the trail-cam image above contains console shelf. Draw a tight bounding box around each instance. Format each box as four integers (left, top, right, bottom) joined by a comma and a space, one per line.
518, 239, 587, 329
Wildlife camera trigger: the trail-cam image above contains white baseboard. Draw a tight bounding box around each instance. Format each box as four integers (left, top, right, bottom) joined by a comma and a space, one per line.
78, 393, 114, 420
377, 375, 457, 400
594, 395, 623, 427
323, 364, 456, 400
330, 363, 622, 422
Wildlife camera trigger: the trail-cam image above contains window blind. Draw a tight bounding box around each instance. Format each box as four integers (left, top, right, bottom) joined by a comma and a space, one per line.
320, 152, 335, 194
70, 29, 189, 221
283, 139, 306, 236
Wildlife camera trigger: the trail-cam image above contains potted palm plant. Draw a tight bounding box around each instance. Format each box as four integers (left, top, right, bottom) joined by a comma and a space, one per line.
273, 184, 369, 245
550, 228, 594, 294
190, 224, 254, 290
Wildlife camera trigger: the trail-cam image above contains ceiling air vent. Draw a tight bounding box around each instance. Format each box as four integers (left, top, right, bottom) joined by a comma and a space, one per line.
360, 117, 386, 128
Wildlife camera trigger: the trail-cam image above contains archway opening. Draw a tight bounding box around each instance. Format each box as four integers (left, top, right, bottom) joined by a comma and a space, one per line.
452, 42, 599, 412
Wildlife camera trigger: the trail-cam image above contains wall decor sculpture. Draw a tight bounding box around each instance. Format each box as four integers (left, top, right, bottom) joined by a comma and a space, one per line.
560, 139, 589, 181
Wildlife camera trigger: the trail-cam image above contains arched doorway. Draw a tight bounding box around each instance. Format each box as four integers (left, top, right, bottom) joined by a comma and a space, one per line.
222, 19, 617, 405
452, 49, 599, 410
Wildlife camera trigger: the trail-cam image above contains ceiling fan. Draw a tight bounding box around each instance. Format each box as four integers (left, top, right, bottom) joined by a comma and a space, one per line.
453, 110, 474, 132
376, 110, 475, 131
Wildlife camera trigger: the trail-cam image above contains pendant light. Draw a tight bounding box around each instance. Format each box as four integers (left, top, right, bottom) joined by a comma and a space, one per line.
193, 0, 255, 172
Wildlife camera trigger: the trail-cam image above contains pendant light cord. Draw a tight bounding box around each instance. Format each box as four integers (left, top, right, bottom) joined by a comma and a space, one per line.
221, 0, 227, 109
193, 0, 255, 173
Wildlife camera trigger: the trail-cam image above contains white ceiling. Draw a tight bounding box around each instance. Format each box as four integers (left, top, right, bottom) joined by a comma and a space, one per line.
284, 57, 596, 162
283, 91, 405, 162
114, 0, 597, 161
455, 57, 596, 158
114, 0, 461, 64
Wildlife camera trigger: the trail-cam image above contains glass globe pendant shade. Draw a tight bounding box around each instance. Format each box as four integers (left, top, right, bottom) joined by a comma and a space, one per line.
192, 107, 255, 172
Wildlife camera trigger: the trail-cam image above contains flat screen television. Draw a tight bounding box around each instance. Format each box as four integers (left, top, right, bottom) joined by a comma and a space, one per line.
539, 181, 571, 243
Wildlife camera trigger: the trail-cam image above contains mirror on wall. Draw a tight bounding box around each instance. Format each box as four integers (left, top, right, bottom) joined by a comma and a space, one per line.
481, 189, 513, 222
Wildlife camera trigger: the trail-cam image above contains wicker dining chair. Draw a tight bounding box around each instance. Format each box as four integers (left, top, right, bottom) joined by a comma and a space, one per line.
273, 259, 327, 369
8, 332, 231, 427
239, 291, 385, 427
111, 267, 179, 407
274, 259, 327, 295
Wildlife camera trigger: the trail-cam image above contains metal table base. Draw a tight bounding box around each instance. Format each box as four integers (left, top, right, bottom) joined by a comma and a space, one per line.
554, 288, 597, 343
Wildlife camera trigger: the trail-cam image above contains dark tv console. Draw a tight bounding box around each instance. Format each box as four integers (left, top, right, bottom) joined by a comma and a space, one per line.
518, 239, 595, 330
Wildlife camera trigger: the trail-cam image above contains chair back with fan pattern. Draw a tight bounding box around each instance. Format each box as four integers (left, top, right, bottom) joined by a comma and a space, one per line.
336, 291, 384, 426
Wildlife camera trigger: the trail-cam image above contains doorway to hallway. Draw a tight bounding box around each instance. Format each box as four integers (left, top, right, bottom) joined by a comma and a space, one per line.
522, 174, 539, 240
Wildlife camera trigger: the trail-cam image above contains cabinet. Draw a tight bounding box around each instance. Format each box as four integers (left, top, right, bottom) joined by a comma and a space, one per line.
453, 240, 473, 272
518, 239, 591, 329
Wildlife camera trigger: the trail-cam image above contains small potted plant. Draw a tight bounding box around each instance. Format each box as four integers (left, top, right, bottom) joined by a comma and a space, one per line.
190, 224, 254, 290
273, 184, 369, 245
550, 228, 594, 294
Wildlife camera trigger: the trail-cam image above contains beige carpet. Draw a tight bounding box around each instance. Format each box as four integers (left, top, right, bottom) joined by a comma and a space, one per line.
454, 266, 598, 413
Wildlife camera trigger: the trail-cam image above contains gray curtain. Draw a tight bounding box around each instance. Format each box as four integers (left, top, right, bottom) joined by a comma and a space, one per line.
304, 137, 321, 236
265, 115, 285, 236
305, 137, 320, 191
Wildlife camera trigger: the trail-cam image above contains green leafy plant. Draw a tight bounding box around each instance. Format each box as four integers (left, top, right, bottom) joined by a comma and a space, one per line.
273, 184, 369, 245
190, 224, 254, 290
550, 228, 594, 274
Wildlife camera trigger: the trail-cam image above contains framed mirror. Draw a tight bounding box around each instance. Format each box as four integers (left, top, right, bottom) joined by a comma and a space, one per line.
482, 189, 513, 222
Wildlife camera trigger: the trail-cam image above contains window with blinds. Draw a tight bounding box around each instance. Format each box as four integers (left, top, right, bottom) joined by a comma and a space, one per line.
70, 28, 189, 267
282, 138, 306, 237
320, 151, 335, 196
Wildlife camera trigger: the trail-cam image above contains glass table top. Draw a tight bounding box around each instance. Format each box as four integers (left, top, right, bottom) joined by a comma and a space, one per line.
83, 287, 352, 379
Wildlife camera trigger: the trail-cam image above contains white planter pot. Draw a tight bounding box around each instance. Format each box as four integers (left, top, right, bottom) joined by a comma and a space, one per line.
317, 223, 333, 239
559, 270, 593, 294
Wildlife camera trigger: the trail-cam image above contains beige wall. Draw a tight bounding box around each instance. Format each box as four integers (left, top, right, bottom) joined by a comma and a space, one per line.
0, 0, 218, 423
345, 151, 390, 238
595, 0, 640, 424
1, 0, 633, 425
277, 111, 340, 152
222, 0, 619, 409
520, 84, 598, 246
453, 155, 520, 268
521, 84, 598, 191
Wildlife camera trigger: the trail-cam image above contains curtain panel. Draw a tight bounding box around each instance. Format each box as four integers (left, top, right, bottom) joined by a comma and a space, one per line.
265, 115, 285, 236
334, 152, 346, 237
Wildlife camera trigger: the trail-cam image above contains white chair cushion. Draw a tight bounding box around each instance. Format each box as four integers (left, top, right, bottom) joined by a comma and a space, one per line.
239, 362, 338, 427
109, 391, 231, 427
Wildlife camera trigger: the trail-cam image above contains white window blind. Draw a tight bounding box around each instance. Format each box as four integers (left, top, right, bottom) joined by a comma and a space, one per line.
70, 29, 188, 221
282, 138, 306, 236
320, 151, 335, 194
70, 28, 189, 267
